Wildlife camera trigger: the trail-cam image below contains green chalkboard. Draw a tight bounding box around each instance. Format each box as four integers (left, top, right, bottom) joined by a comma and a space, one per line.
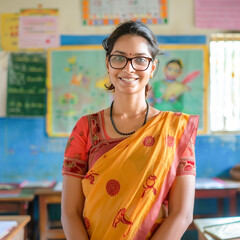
7, 52, 46, 116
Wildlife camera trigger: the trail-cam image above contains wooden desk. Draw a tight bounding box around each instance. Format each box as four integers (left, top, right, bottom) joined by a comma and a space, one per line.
0, 215, 31, 240
35, 189, 65, 240
193, 216, 240, 240
0, 190, 34, 240
0, 190, 34, 215
195, 178, 240, 217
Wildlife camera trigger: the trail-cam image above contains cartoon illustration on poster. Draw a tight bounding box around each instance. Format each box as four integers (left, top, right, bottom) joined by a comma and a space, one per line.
148, 45, 208, 133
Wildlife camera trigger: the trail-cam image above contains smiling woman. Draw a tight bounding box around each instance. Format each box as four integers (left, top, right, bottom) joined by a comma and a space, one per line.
61, 20, 199, 240
105, 34, 156, 102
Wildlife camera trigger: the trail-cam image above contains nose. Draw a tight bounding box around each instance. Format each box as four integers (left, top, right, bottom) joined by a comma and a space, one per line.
123, 59, 134, 72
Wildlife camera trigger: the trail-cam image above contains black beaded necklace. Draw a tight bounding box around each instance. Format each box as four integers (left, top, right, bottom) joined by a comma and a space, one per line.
110, 101, 149, 136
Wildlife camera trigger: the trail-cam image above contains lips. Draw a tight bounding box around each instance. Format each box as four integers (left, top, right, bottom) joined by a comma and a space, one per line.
119, 77, 138, 83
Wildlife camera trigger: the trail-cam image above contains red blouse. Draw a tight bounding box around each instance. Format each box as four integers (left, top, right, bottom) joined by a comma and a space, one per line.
63, 111, 196, 178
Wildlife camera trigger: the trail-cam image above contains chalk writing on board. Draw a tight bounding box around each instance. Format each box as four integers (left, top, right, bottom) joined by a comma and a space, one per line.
7, 52, 46, 116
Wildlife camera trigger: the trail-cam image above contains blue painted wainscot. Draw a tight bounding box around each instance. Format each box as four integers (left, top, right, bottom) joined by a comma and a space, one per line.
1, 117, 240, 182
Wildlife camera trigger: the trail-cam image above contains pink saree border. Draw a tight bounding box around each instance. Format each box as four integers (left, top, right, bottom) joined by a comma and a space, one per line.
133, 114, 199, 240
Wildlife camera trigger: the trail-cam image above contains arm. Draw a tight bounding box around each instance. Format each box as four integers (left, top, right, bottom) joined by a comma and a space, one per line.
151, 174, 195, 240
61, 175, 89, 240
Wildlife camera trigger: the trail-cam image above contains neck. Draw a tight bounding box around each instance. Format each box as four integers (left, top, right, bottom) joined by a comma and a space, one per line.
112, 95, 147, 118
110, 100, 149, 136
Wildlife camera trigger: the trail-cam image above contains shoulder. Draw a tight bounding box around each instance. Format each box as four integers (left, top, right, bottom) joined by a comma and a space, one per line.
75, 110, 103, 128
155, 111, 199, 131
161, 111, 198, 119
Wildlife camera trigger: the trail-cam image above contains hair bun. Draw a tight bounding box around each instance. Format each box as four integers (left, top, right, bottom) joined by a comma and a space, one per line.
102, 37, 109, 52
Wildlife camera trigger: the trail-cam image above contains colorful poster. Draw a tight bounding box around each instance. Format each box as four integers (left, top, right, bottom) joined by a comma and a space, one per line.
82, 0, 168, 25
149, 45, 208, 134
0, 13, 19, 51
47, 46, 111, 137
195, 0, 240, 30
19, 9, 59, 49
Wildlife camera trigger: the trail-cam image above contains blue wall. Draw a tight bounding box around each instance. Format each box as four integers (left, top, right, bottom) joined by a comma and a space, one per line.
0, 117, 67, 182
0, 117, 240, 182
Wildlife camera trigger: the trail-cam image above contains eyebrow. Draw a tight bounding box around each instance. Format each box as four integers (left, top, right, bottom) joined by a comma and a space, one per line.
111, 50, 149, 57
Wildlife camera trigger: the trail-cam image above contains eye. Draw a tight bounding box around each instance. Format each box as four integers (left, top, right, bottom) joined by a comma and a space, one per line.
111, 55, 125, 62
134, 57, 149, 66
135, 57, 148, 63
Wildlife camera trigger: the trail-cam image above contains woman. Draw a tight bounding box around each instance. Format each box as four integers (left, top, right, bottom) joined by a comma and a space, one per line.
61, 20, 199, 240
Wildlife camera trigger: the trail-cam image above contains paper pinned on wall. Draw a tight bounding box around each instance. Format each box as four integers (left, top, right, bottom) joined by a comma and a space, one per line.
18, 9, 60, 49
195, 0, 240, 30
0, 13, 19, 51
82, 0, 168, 25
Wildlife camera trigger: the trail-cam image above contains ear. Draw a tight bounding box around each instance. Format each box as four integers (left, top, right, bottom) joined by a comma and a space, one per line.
150, 59, 157, 78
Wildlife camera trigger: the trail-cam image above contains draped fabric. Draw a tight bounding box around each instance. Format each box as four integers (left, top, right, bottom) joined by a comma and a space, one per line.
81, 111, 199, 240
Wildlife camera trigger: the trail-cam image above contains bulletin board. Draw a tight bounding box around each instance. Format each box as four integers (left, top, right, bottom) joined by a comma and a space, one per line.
47, 46, 111, 137
151, 45, 208, 134
82, 0, 168, 25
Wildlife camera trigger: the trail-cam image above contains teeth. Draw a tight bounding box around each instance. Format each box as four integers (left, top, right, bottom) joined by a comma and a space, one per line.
121, 78, 135, 82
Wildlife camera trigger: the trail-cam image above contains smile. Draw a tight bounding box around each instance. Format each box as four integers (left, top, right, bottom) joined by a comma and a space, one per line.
120, 77, 138, 82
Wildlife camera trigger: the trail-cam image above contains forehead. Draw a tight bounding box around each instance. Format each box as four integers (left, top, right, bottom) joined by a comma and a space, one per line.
111, 34, 151, 56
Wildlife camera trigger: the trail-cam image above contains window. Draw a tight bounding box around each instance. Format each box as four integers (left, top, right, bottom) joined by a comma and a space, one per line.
210, 34, 240, 132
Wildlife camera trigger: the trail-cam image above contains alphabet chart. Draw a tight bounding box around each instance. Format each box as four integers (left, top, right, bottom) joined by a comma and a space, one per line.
82, 0, 168, 25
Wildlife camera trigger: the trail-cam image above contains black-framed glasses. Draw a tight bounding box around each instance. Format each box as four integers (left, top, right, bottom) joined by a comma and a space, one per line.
108, 55, 153, 71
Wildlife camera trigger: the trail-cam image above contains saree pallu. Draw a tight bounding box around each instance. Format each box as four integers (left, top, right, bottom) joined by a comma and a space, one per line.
82, 111, 199, 240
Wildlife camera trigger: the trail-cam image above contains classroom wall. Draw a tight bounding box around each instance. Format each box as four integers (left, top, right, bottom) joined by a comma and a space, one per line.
0, 0, 224, 36
0, 0, 240, 183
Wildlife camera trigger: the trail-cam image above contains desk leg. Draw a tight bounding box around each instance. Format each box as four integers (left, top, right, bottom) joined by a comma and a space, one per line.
217, 199, 224, 216
229, 194, 237, 216
39, 196, 47, 240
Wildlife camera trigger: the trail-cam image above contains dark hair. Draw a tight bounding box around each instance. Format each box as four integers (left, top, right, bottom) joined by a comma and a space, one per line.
102, 20, 160, 96
166, 59, 183, 69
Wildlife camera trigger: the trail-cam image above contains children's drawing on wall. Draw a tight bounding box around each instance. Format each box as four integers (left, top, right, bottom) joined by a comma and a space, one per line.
151, 58, 200, 111
47, 47, 111, 137
148, 46, 208, 133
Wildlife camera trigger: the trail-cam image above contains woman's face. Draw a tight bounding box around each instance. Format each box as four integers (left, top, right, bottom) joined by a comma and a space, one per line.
106, 34, 156, 96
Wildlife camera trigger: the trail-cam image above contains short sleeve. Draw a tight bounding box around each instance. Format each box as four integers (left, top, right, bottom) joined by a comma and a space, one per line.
176, 134, 197, 176
62, 116, 90, 178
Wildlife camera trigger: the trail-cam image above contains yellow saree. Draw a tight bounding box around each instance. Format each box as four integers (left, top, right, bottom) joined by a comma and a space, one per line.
82, 111, 199, 240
